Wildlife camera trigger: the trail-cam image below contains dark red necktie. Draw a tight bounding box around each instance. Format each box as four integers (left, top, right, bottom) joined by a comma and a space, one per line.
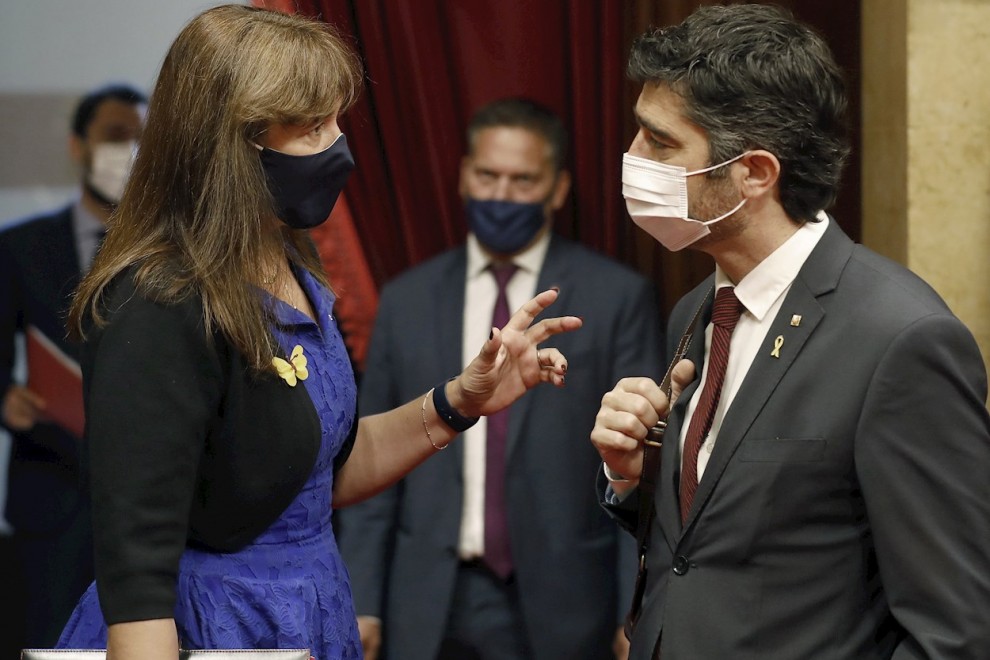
483, 263, 518, 579
679, 286, 743, 525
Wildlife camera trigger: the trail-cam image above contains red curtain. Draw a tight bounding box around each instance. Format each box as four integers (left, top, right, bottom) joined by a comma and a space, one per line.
257, 0, 861, 326
265, 0, 632, 281
309, 197, 378, 372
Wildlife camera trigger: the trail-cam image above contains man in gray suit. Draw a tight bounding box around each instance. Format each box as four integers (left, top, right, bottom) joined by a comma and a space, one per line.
337, 97, 663, 659
592, 5, 990, 660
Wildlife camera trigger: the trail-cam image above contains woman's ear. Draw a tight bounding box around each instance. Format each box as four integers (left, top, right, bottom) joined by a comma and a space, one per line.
736, 150, 780, 199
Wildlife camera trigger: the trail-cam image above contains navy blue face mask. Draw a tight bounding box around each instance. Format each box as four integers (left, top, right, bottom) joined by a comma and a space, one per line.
258, 133, 355, 229
466, 198, 548, 255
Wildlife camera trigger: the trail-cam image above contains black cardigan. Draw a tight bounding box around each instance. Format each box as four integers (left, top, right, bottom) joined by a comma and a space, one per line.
82, 272, 355, 625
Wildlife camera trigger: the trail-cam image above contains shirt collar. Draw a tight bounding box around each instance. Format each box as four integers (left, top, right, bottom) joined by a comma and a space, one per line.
717, 212, 829, 322
466, 229, 552, 280
72, 195, 106, 237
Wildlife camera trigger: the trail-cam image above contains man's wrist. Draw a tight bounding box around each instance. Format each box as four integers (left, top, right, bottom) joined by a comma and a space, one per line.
603, 463, 631, 483
603, 463, 639, 501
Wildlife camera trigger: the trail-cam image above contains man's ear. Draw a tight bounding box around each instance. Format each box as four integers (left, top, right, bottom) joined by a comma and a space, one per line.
458, 155, 472, 201
68, 134, 85, 167
737, 150, 779, 200
549, 170, 571, 211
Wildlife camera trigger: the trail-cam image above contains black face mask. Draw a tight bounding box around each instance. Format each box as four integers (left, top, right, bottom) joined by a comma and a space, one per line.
258, 133, 355, 229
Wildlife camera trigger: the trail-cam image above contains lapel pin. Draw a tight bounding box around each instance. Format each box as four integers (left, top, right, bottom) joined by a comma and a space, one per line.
790, 314, 802, 327
771, 335, 784, 358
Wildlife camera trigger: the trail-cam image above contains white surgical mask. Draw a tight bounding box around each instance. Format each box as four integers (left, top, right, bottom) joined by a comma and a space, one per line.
622, 151, 747, 251
87, 141, 137, 204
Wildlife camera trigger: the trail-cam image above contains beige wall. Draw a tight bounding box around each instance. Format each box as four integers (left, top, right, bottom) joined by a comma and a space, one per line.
863, 0, 990, 398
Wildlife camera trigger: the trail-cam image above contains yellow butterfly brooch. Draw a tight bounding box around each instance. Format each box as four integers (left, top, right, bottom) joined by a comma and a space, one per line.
272, 345, 309, 387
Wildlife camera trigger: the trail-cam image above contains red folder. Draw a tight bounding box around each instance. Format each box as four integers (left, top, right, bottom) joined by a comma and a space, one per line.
25, 325, 84, 439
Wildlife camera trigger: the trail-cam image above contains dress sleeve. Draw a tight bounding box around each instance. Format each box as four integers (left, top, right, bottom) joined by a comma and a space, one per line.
85, 285, 225, 625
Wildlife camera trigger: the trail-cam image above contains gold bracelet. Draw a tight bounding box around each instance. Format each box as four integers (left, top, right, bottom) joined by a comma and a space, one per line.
421, 387, 449, 450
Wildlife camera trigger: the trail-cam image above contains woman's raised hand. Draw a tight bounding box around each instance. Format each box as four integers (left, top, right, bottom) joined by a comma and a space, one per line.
444, 288, 581, 418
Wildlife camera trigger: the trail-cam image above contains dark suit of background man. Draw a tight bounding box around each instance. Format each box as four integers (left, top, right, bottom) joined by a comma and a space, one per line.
0, 83, 146, 650
591, 5, 990, 660
336, 97, 664, 660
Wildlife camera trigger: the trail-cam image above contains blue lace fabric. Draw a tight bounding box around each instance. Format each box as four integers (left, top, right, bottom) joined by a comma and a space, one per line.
58, 267, 362, 659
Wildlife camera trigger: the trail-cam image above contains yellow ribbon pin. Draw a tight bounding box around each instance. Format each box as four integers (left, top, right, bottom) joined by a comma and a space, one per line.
770, 335, 784, 358
273, 344, 309, 387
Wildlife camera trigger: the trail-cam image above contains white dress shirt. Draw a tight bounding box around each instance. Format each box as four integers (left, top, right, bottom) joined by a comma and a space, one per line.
458, 231, 551, 559
680, 214, 828, 481
71, 197, 107, 272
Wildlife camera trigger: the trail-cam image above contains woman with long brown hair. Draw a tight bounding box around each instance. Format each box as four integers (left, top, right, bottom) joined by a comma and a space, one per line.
53, 6, 580, 659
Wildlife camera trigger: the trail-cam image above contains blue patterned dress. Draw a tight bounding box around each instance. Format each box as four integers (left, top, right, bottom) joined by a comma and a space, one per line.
57, 268, 362, 659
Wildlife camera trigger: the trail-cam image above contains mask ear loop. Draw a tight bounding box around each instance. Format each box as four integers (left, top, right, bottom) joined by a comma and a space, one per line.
685, 150, 749, 177
693, 197, 746, 226
684, 151, 750, 225
251, 132, 345, 157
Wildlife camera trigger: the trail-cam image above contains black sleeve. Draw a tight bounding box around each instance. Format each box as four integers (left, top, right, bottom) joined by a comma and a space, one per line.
84, 284, 224, 625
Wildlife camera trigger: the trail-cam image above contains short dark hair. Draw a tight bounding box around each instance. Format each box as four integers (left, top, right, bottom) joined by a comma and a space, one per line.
71, 83, 147, 138
627, 3, 850, 222
466, 97, 569, 173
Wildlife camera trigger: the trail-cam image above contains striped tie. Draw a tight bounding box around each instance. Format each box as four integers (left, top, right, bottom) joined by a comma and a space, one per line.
679, 286, 743, 525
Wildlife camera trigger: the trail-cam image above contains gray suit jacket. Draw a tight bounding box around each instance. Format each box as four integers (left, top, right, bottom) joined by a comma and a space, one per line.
336, 235, 664, 659
608, 220, 990, 659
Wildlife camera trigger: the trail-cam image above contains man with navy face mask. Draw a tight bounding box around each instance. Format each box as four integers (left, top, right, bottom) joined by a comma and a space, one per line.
337, 97, 664, 660
459, 109, 569, 257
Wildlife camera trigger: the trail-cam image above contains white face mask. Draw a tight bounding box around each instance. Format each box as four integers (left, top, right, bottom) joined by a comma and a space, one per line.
622, 151, 747, 251
87, 141, 137, 204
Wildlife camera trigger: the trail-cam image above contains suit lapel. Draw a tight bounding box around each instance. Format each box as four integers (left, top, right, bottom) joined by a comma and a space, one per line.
51, 207, 82, 302
682, 283, 823, 530
680, 221, 853, 533
505, 236, 569, 460
657, 283, 713, 551
59, 208, 83, 277
438, 250, 469, 474
48, 209, 85, 356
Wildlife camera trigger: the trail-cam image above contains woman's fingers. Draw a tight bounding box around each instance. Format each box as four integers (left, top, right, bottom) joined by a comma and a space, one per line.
524, 315, 583, 345
504, 289, 583, 339
535, 347, 568, 386
459, 287, 582, 413
503, 288, 559, 330
482, 288, 581, 363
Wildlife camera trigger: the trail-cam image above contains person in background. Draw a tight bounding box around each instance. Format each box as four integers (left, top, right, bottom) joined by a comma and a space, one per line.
0, 82, 146, 649
336, 97, 663, 660
53, 7, 580, 660
592, 4, 990, 659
